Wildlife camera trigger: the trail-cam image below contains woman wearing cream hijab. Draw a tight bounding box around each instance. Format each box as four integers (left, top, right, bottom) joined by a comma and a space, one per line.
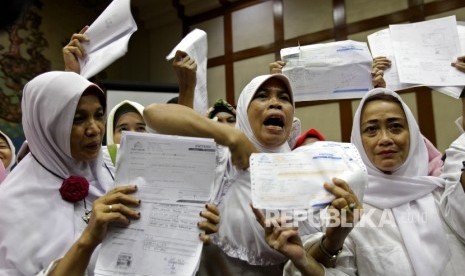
102, 100, 146, 178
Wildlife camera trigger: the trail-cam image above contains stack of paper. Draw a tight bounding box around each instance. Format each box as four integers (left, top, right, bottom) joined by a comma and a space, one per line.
95, 132, 216, 276
281, 40, 373, 101
368, 16, 465, 98
79, 0, 138, 79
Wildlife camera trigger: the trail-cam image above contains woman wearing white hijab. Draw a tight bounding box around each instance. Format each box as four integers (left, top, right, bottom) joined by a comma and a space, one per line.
0, 130, 16, 181
0, 131, 15, 184
144, 74, 357, 275
0, 71, 142, 275
279, 88, 465, 275
144, 74, 297, 274
0, 71, 219, 275
208, 74, 300, 273
348, 88, 465, 275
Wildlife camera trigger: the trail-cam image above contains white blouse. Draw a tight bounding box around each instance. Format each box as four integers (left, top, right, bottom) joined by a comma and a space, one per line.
284, 190, 465, 276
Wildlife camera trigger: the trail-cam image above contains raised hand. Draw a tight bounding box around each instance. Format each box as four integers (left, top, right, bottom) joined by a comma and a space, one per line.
269, 60, 286, 74
63, 26, 89, 73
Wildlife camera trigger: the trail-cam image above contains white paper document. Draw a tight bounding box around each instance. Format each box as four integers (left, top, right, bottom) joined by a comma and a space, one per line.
166, 29, 208, 115
79, 0, 138, 79
251, 141, 367, 210
280, 40, 373, 101
95, 132, 216, 276
429, 21, 465, 98
390, 16, 465, 87
368, 19, 465, 98
368, 28, 419, 92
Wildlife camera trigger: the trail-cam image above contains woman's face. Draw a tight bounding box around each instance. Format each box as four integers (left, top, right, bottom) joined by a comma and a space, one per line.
0, 136, 12, 169
113, 112, 146, 144
360, 99, 410, 173
215, 111, 236, 127
70, 94, 105, 161
247, 78, 294, 148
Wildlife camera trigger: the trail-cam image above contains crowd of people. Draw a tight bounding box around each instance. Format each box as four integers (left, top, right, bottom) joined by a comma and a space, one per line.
0, 23, 465, 276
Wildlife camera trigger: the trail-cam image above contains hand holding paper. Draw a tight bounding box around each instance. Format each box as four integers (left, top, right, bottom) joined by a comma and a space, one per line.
79, 0, 138, 79
95, 132, 216, 276
368, 16, 465, 98
166, 29, 208, 115
281, 40, 373, 101
63, 25, 89, 73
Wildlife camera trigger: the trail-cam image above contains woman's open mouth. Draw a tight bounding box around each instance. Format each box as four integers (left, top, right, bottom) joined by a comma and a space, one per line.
263, 114, 285, 130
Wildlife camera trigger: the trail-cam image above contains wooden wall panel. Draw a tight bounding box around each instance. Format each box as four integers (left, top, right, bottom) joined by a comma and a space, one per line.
178, 0, 465, 145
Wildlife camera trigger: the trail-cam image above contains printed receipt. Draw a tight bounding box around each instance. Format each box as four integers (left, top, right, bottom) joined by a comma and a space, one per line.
280, 40, 373, 101
251, 141, 367, 210
95, 132, 216, 276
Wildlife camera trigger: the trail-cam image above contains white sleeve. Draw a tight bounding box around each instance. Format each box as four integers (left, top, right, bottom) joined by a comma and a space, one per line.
25, 259, 62, 276
41, 258, 89, 276
210, 145, 233, 204
325, 236, 357, 276
40, 259, 60, 275
440, 133, 465, 243
0, 259, 60, 276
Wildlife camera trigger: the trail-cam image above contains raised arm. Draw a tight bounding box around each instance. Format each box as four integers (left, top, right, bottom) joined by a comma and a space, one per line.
143, 103, 256, 169
372, 56, 391, 88
63, 26, 89, 73
172, 50, 196, 108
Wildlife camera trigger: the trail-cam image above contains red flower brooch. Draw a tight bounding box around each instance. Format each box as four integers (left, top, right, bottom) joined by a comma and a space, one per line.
59, 176, 89, 203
